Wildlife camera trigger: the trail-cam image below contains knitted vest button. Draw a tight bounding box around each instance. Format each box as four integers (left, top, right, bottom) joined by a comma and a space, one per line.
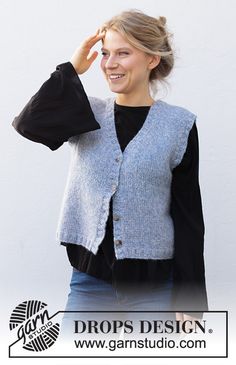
113, 214, 120, 221
111, 184, 117, 193
114, 239, 122, 245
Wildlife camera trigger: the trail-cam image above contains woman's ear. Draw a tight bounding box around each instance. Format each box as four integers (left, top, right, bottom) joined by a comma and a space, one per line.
148, 55, 161, 70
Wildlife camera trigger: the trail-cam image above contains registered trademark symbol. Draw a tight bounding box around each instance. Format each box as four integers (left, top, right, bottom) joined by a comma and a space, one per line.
208, 328, 213, 334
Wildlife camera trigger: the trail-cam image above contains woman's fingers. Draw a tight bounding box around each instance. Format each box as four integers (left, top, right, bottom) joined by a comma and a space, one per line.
87, 50, 99, 63
82, 30, 106, 49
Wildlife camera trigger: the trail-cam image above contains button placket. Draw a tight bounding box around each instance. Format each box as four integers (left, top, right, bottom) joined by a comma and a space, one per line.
111, 154, 122, 193
109, 145, 123, 252
113, 208, 122, 248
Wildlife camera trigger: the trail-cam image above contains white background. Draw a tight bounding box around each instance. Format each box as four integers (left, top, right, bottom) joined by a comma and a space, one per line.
0, 0, 236, 363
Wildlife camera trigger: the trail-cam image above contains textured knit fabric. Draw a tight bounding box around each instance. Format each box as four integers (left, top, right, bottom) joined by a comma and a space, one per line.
66, 102, 176, 282
56, 95, 197, 259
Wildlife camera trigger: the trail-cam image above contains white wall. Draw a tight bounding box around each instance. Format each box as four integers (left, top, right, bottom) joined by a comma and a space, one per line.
1, 0, 236, 363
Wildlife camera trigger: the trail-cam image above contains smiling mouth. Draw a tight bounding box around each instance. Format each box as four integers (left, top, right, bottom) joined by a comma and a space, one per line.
108, 74, 125, 80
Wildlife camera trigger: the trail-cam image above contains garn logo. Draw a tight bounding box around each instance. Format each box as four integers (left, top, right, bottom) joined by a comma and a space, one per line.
9, 300, 60, 352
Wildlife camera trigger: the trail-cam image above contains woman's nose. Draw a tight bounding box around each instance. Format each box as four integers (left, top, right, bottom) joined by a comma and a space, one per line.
105, 56, 118, 69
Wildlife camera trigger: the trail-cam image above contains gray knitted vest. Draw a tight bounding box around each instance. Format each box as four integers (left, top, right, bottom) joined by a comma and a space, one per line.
56, 96, 196, 260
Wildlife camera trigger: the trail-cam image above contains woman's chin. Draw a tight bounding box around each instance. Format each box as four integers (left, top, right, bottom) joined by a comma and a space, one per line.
108, 85, 126, 94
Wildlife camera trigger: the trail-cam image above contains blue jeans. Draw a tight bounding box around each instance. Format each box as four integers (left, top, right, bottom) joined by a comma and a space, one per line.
61, 268, 175, 338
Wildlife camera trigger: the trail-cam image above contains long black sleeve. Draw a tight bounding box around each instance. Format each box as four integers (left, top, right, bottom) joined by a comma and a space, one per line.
170, 122, 208, 317
12, 62, 101, 150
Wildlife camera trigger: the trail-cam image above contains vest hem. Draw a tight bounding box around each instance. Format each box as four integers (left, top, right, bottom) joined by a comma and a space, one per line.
57, 235, 174, 260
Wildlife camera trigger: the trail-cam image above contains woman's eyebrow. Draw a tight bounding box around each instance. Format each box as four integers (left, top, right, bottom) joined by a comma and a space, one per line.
101, 47, 131, 51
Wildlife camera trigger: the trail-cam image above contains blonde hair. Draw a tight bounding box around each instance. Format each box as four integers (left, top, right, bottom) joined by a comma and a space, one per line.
100, 9, 175, 97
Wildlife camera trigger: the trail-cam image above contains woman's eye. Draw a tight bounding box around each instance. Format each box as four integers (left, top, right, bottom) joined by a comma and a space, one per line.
101, 52, 129, 56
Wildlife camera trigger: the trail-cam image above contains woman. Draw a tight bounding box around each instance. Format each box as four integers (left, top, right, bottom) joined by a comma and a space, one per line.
12, 10, 208, 336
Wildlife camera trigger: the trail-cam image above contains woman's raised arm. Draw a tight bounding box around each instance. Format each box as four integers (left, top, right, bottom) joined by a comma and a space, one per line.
12, 30, 106, 151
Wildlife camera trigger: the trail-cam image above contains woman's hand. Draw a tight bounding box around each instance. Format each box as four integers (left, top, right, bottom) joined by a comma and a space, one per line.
70, 28, 106, 75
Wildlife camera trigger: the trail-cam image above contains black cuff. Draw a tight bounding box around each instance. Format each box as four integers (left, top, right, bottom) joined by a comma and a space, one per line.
56, 62, 79, 80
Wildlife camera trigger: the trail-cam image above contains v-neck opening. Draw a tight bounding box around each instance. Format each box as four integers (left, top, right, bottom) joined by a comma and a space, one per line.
107, 97, 163, 155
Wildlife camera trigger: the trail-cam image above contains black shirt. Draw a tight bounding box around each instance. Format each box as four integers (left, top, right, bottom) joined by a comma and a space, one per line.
12, 62, 208, 316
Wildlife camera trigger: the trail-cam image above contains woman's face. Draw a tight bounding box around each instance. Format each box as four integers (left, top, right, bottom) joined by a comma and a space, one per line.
100, 29, 157, 98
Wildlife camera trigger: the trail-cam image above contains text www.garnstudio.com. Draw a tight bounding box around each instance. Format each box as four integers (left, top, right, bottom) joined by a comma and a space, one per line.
74, 337, 206, 351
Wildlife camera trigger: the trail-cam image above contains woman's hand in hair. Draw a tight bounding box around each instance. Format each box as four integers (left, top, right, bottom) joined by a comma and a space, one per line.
70, 29, 106, 75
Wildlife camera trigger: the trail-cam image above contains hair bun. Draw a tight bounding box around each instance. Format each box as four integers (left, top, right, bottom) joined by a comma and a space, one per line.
158, 16, 167, 27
